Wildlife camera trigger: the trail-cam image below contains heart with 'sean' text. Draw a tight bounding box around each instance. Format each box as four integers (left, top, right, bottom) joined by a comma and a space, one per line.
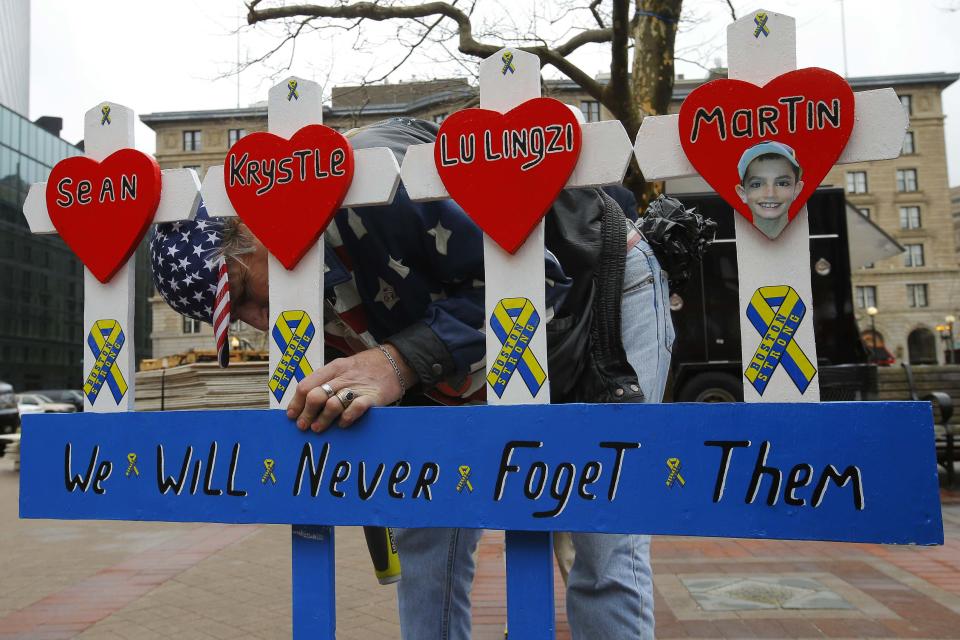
224, 124, 354, 270
435, 98, 581, 254
678, 68, 854, 239
46, 149, 161, 283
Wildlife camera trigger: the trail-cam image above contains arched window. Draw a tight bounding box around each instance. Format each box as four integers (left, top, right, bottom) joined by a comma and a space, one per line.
907, 328, 938, 365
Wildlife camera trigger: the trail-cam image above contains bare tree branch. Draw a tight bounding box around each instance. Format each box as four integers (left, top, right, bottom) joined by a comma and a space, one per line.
675, 55, 713, 73
237, 16, 314, 74
723, 0, 737, 21
589, 0, 606, 27
606, 0, 631, 112
247, 1, 610, 102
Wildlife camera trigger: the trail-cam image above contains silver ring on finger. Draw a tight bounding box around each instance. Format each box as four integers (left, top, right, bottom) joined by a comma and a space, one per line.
336, 388, 357, 410
320, 382, 335, 397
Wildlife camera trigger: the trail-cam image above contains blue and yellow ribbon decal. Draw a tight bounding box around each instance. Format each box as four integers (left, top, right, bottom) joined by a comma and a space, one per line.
100, 105, 111, 125
457, 465, 473, 493
486, 297, 546, 398
269, 310, 315, 402
754, 12, 770, 38
287, 79, 299, 101
83, 320, 127, 404
501, 51, 515, 75
744, 286, 816, 395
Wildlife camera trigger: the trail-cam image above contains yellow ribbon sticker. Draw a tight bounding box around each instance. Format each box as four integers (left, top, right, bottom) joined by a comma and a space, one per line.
457, 465, 474, 493
501, 50, 516, 75
125, 453, 139, 477
83, 319, 128, 405
754, 12, 770, 38
744, 286, 817, 395
666, 458, 685, 488
486, 298, 546, 398
269, 310, 315, 402
262, 459, 277, 484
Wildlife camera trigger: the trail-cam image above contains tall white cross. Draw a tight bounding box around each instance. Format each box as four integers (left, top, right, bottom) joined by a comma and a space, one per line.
634, 9, 907, 403
199, 77, 401, 636
22, 102, 202, 413
200, 76, 401, 410
400, 47, 633, 639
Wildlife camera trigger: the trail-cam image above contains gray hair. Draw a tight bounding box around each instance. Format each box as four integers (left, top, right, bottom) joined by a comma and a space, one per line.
214, 218, 256, 266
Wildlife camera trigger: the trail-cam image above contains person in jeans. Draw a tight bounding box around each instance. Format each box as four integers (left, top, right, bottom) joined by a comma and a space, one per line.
151, 118, 673, 639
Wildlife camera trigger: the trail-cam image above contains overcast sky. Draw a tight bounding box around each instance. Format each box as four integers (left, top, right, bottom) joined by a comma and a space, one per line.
28, 0, 960, 184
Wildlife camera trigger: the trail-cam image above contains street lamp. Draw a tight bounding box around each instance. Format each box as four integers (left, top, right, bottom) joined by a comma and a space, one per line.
945, 315, 956, 364
864, 306, 879, 363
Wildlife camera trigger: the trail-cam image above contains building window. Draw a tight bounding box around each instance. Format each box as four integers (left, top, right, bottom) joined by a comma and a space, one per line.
432, 113, 446, 124
846, 171, 868, 194
904, 244, 924, 267
182, 317, 201, 334
899, 206, 921, 229
896, 168, 918, 192
580, 100, 601, 123
183, 130, 201, 152
858, 207, 870, 219
899, 94, 912, 115
855, 285, 876, 309
228, 128, 246, 147
906, 284, 928, 308
902, 131, 915, 155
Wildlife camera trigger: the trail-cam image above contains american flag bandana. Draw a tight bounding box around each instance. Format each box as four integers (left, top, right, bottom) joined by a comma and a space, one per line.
149, 202, 231, 367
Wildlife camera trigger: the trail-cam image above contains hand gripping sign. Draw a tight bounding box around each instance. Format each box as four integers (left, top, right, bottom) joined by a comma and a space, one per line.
18, 23, 942, 640
22, 102, 202, 412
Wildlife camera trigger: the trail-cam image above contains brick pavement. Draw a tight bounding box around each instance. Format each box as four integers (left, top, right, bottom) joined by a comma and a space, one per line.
1, 454, 958, 639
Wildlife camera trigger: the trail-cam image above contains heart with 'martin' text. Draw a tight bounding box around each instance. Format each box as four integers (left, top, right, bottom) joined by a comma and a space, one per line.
46, 149, 161, 283
679, 68, 854, 239
435, 98, 581, 254
225, 125, 354, 270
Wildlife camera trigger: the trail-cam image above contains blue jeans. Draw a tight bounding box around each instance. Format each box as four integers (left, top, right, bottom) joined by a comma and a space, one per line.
396, 241, 674, 639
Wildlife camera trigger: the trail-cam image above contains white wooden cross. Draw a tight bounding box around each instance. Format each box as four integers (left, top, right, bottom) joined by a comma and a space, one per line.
634, 9, 907, 403
22, 102, 202, 413
400, 48, 634, 639
198, 77, 401, 637
200, 76, 401, 410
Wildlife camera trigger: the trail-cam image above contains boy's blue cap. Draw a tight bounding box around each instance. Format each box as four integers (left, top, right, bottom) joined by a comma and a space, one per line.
737, 141, 801, 180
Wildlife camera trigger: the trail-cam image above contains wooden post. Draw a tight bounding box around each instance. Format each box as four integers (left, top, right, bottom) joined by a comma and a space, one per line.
199, 76, 401, 638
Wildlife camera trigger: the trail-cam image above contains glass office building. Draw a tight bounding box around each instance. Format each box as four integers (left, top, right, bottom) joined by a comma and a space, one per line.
0, 104, 153, 391
0, 0, 30, 117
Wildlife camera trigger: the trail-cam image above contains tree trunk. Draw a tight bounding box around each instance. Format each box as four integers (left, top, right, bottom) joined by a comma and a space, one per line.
627, 0, 681, 209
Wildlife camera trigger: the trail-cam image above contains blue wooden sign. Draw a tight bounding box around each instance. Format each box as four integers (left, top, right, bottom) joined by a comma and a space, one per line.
20, 401, 943, 545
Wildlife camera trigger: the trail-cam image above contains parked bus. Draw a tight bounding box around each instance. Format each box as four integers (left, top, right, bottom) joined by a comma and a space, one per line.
666, 186, 902, 402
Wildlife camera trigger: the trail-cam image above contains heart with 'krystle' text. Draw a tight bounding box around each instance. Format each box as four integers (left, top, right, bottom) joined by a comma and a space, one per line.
225, 125, 354, 270
678, 68, 854, 239
46, 149, 161, 283
435, 98, 581, 254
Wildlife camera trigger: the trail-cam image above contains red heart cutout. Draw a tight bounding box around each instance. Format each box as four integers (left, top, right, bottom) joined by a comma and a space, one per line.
435, 98, 582, 254
678, 68, 854, 239
46, 149, 161, 283
225, 125, 354, 270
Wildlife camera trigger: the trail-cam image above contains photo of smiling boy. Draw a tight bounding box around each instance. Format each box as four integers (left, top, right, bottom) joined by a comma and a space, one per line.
734, 141, 805, 240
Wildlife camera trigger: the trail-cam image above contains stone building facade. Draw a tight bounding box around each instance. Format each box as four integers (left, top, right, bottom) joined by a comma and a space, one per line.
820, 74, 959, 365
142, 72, 959, 365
